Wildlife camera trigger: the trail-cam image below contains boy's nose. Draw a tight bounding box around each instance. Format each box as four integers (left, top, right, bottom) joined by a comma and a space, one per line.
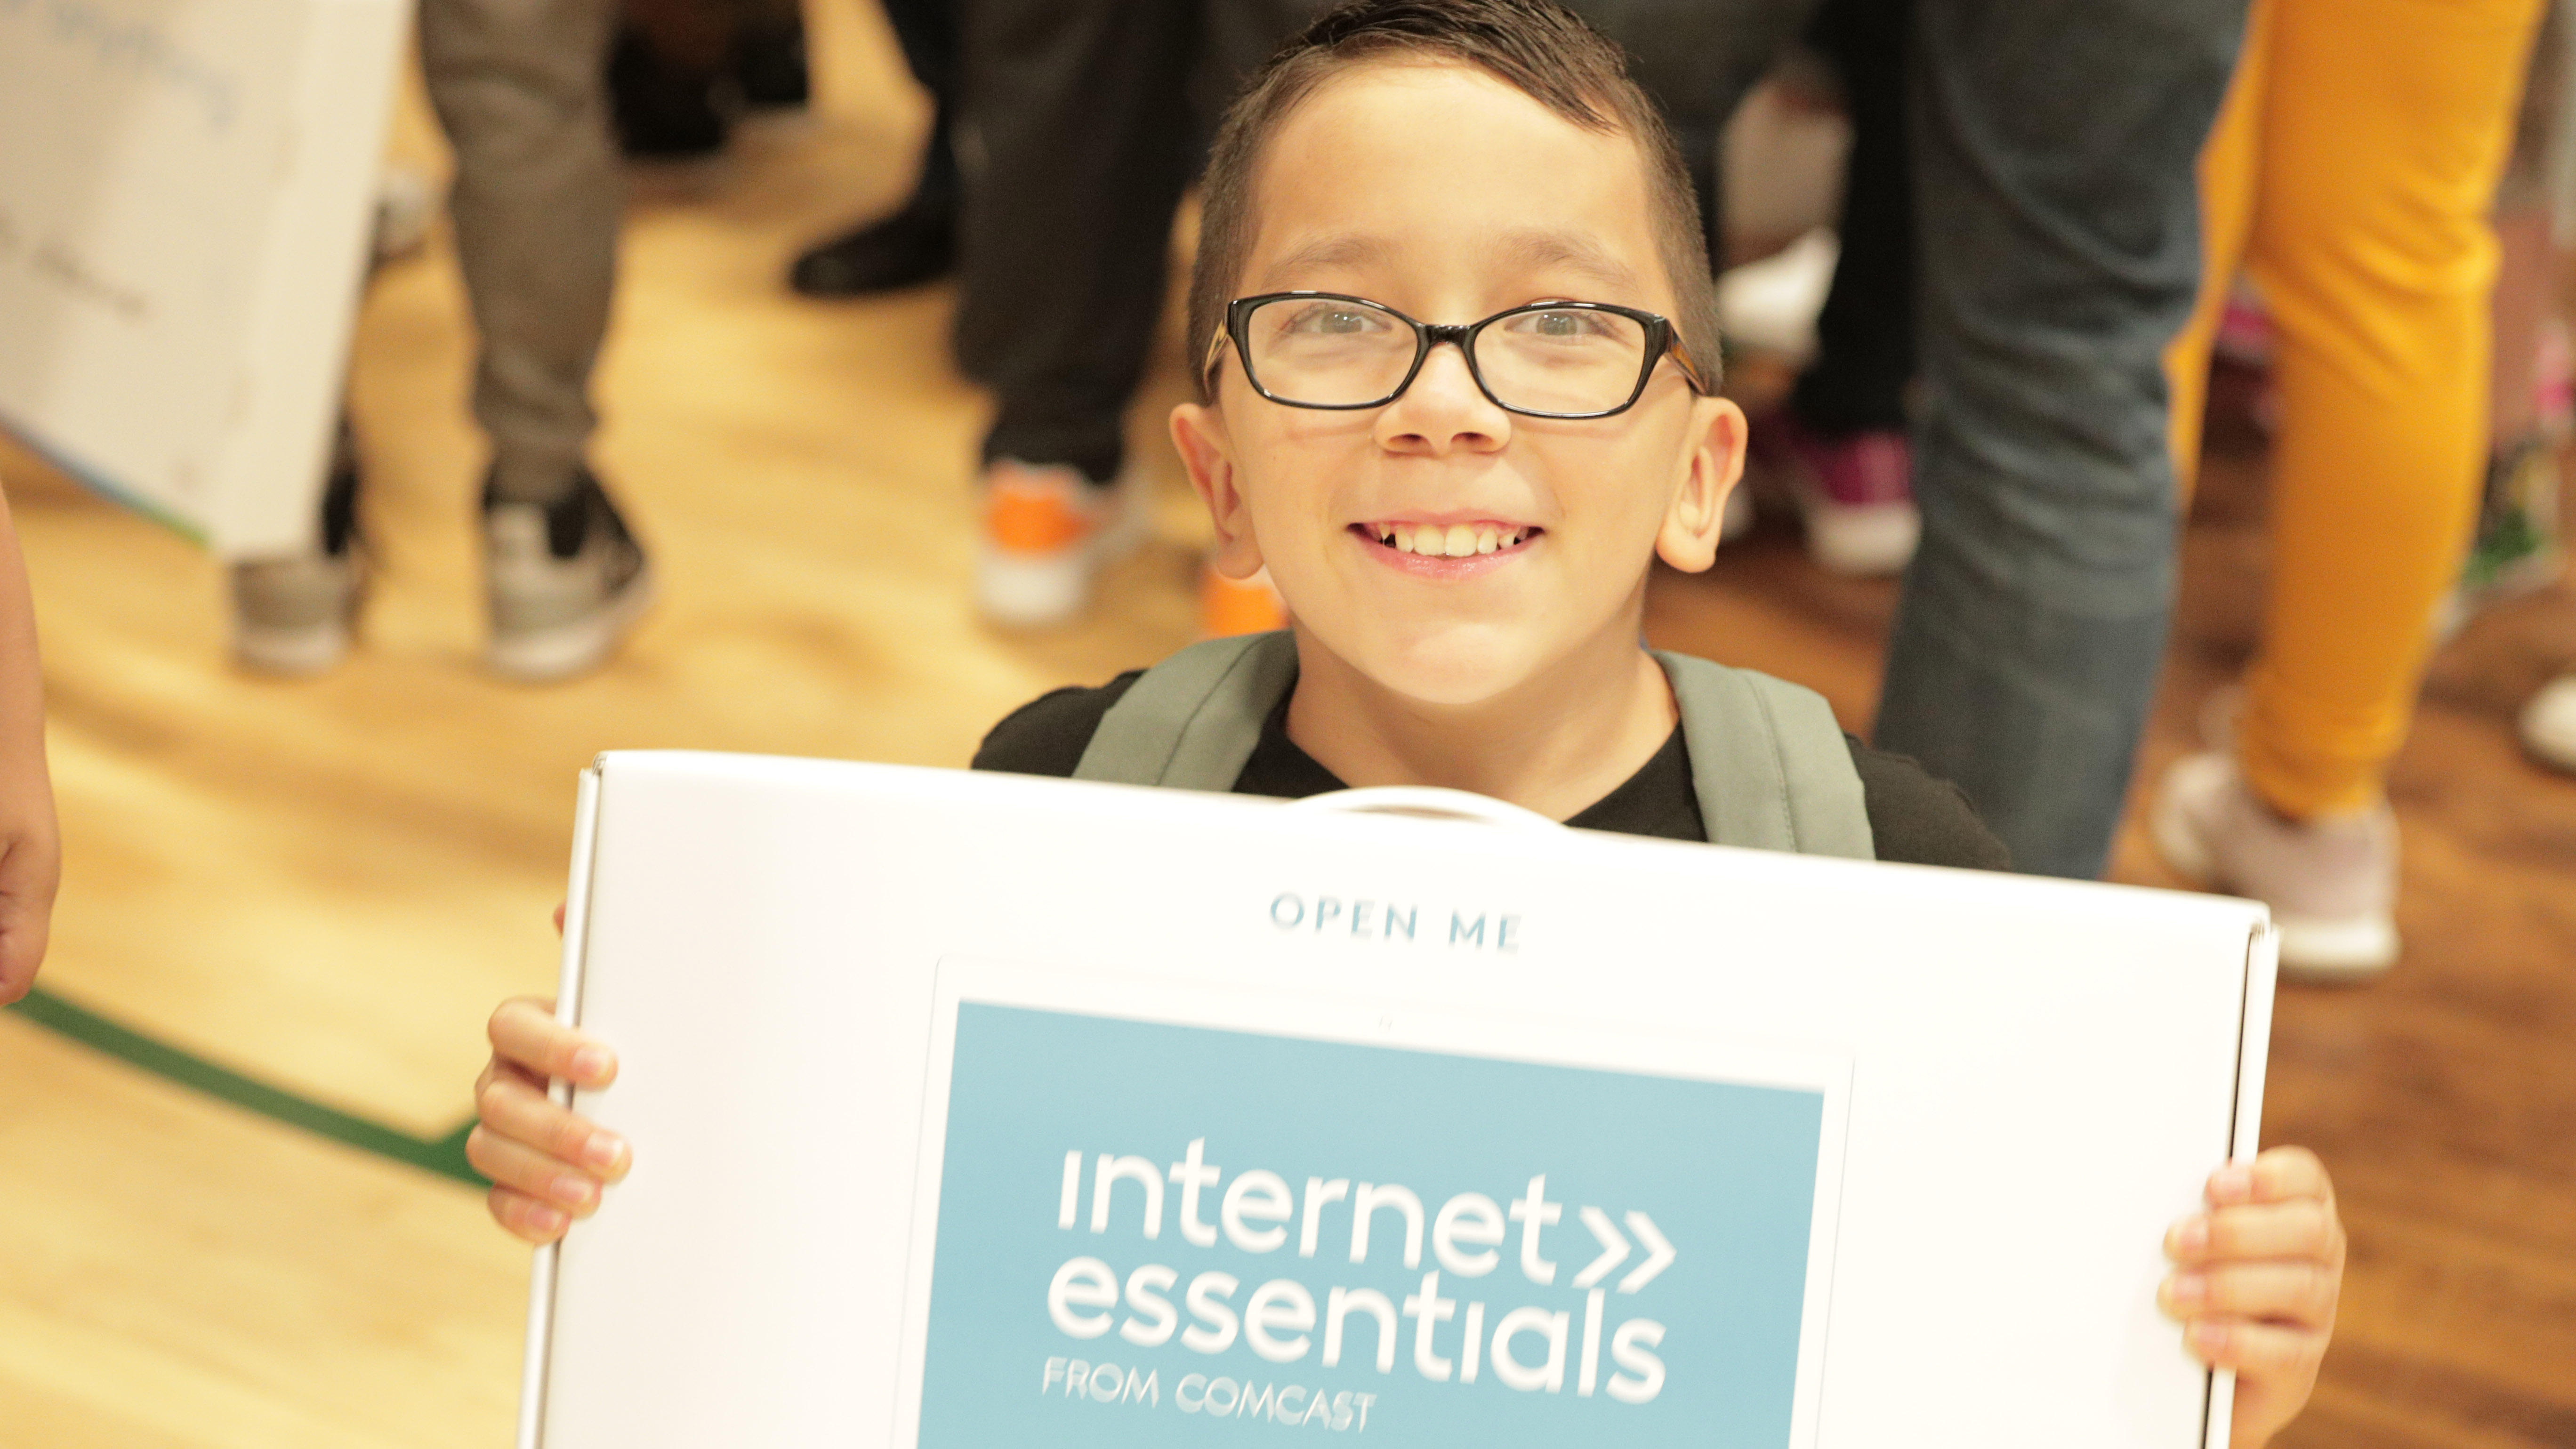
1376, 341, 1511, 456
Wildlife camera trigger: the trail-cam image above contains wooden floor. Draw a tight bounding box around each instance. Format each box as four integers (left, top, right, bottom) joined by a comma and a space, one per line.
4, 6, 2573, 1444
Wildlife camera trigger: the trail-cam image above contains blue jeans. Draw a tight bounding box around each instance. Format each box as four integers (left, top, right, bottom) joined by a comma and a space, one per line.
1873, 0, 2251, 878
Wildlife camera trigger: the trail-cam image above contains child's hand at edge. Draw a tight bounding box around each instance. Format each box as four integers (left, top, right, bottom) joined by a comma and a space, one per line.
2161, 1146, 2345, 1449
0, 484, 57, 1007
471, 994, 628, 1243
0, 798, 57, 1006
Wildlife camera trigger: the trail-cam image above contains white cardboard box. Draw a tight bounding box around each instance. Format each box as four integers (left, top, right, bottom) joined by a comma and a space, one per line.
0, 0, 407, 555
523, 752, 2276, 1449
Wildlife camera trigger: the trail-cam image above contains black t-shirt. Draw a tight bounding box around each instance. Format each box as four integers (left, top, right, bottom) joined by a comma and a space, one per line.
971, 672, 2011, 870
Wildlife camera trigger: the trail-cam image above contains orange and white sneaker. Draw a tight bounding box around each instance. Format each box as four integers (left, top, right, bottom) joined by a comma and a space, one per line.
1199, 561, 1288, 638
974, 459, 1145, 626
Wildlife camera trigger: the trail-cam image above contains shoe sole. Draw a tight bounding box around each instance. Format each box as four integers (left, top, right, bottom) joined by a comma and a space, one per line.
2274, 914, 2400, 982
976, 545, 1099, 627
488, 569, 657, 682
233, 620, 353, 676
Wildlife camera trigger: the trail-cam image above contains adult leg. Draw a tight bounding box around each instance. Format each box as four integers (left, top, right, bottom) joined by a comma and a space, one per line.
1875, 0, 2250, 878
421, 0, 652, 680
1768, 0, 1922, 579
2235, 0, 2543, 817
419, 0, 621, 507
790, 0, 960, 296
952, 0, 1198, 486
1792, 0, 1914, 437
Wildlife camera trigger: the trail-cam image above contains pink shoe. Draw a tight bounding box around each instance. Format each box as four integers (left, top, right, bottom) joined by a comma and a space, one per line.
1761, 413, 1919, 577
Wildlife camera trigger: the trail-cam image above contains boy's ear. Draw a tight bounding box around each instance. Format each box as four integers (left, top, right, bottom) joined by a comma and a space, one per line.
1172, 401, 1268, 580
1655, 394, 1748, 575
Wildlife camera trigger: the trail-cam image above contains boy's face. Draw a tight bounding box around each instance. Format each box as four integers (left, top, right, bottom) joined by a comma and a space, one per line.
1173, 61, 1744, 708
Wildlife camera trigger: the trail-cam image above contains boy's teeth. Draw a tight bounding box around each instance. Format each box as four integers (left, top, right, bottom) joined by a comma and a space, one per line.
1375, 523, 1529, 556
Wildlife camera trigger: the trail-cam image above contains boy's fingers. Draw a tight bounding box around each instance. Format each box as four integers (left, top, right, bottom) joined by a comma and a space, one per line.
488, 1184, 572, 1245
0, 898, 51, 1006
476, 1072, 630, 1180
473, 1055, 534, 1103
2166, 1199, 2343, 1264
2209, 1146, 2333, 1207
465, 1125, 607, 1216
2161, 1261, 2339, 1327
487, 998, 616, 1087
2182, 1317, 2329, 1381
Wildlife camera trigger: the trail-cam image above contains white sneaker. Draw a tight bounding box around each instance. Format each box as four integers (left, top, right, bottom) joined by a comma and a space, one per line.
2522, 673, 2576, 773
2150, 751, 2400, 981
973, 459, 1146, 627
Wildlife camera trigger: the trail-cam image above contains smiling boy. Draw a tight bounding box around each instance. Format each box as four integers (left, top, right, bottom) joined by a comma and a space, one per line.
469, 3, 2346, 1442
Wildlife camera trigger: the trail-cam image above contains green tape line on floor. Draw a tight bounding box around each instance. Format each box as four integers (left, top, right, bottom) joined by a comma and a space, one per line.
8, 985, 483, 1187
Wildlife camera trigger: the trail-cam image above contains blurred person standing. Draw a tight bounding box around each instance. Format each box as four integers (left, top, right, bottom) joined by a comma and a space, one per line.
1734, 0, 1922, 578
2462, 1, 2576, 774
232, 0, 654, 681
896, 0, 2265, 707
2153, 0, 2546, 976
789, 0, 959, 296
948, 0, 1263, 629
2457, 0, 2571, 621
1865, 0, 2255, 882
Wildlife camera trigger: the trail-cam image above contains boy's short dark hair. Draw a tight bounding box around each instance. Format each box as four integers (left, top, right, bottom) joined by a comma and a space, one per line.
1188, 0, 1722, 404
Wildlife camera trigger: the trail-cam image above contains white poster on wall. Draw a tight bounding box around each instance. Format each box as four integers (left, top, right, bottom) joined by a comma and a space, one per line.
522, 752, 2278, 1449
0, 0, 407, 556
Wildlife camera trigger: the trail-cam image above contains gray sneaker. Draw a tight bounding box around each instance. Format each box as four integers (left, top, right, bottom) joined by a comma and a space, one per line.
483, 470, 653, 681
231, 443, 363, 675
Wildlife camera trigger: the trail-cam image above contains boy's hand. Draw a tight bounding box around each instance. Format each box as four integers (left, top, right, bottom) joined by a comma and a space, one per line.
471, 996, 628, 1244
2160, 1146, 2344, 1449
0, 812, 58, 1006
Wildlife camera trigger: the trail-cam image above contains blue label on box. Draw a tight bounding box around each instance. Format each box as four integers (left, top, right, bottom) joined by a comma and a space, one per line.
916, 1003, 1825, 1448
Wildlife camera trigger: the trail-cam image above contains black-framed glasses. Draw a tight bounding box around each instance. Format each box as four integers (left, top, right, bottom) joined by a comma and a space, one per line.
1209, 292, 1709, 419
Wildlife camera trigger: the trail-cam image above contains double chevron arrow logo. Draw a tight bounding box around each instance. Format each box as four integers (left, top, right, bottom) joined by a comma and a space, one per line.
1571, 1206, 1675, 1292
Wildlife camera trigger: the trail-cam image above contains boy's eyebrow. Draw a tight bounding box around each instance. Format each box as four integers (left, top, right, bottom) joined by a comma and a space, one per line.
1256, 233, 1393, 289
1251, 228, 1647, 299
1488, 227, 1645, 296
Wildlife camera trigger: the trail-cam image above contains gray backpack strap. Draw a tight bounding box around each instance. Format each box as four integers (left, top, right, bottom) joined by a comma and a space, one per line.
1652, 652, 1876, 860
1073, 630, 1301, 790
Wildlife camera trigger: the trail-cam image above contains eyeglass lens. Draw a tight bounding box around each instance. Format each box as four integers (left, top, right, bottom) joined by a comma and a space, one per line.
1244, 298, 1650, 414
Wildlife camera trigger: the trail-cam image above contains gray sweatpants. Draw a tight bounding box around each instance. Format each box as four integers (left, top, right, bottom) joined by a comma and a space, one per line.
417, 0, 621, 505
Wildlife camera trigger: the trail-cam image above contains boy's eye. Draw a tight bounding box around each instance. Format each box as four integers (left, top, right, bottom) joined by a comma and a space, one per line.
1508, 308, 1611, 340
1281, 305, 1391, 336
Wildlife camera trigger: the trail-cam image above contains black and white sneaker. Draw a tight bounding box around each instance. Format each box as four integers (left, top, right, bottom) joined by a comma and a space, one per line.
482, 469, 653, 681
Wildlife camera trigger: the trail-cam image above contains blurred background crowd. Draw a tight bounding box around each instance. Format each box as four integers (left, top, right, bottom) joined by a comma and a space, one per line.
216, 0, 2576, 977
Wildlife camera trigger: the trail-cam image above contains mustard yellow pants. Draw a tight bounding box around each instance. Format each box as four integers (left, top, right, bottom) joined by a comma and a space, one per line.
2166, 0, 2544, 818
